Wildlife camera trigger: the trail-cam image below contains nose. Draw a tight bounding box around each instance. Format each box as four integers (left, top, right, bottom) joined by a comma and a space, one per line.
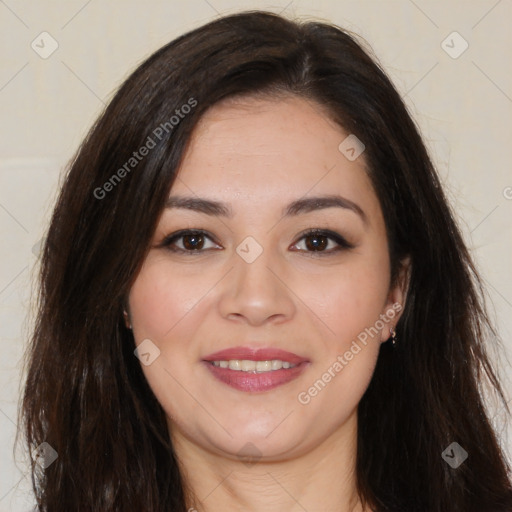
217, 248, 296, 327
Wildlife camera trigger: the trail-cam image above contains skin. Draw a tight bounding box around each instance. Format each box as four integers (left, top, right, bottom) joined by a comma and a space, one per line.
127, 95, 408, 512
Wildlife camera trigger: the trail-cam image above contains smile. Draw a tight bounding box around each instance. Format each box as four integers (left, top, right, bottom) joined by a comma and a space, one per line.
210, 359, 297, 371
203, 346, 309, 392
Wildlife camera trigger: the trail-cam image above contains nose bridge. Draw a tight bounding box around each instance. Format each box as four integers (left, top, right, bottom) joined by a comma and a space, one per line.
217, 237, 296, 325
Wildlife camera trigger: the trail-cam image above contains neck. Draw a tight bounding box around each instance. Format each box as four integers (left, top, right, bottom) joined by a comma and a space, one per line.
170, 411, 371, 512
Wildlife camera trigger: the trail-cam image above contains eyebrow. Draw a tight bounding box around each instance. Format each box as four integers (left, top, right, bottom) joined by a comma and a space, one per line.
165, 194, 367, 223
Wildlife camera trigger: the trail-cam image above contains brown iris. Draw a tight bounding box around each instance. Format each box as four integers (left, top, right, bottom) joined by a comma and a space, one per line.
304, 233, 328, 251
182, 233, 205, 250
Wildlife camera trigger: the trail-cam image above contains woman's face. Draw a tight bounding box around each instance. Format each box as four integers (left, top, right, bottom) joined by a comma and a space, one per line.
128, 95, 405, 461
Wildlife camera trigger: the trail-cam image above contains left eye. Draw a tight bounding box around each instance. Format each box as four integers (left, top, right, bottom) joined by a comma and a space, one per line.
291, 229, 353, 253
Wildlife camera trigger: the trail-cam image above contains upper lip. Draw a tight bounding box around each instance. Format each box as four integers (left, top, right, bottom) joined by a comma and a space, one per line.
203, 346, 309, 365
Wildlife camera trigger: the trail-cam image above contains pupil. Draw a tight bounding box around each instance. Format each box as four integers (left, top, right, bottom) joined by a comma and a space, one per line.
183, 234, 203, 250
306, 234, 327, 251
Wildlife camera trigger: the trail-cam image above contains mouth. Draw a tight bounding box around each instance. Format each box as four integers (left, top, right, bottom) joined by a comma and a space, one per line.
202, 346, 310, 392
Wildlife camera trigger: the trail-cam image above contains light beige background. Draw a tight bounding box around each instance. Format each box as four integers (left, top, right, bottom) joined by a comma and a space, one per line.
1, 1, 511, 510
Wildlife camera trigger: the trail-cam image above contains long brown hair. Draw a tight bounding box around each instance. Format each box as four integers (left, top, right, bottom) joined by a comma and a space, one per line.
19, 10, 512, 511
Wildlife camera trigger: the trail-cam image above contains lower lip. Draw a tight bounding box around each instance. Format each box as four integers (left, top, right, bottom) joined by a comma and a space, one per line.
203, 361, 309, 392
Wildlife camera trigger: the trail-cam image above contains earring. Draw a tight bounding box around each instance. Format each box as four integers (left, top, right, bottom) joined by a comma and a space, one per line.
123, 310, 132, 330
389, 326, 397, 346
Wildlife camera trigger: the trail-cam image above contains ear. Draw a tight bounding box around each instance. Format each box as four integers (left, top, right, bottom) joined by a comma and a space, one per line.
380, 256, 410, 342
122, 300, 132, 329
123, 310, 132, 329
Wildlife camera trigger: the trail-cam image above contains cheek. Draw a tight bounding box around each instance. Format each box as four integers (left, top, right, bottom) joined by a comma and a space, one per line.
128, 257, 209, 341
294, 259, 389, 424
297, 251, 391, 350
128, 260, 209, 433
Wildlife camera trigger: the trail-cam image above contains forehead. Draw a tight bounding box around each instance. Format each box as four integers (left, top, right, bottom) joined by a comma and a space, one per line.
172, 95, 379, 219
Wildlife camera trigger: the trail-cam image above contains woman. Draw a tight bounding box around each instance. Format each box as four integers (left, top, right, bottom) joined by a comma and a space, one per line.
19, 10, 512, 512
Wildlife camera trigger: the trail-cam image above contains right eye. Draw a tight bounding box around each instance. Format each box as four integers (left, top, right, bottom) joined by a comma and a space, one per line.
159, 230, 222, 253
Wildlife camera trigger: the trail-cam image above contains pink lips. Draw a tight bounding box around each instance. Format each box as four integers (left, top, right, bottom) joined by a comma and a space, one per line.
202, 346, 310, 392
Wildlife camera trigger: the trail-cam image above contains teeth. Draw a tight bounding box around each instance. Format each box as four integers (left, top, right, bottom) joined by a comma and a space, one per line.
211, 359, 297, 372
241, 360, 256, 371
256, 360, 271, 372
271, 360, 281, 370
228, 360, 241, 370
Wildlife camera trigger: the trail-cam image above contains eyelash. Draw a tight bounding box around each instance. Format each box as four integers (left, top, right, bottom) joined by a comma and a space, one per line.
158, 228, 354, 256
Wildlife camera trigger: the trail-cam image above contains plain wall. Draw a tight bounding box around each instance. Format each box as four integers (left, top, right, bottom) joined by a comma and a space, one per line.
1, 1, 511, 509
